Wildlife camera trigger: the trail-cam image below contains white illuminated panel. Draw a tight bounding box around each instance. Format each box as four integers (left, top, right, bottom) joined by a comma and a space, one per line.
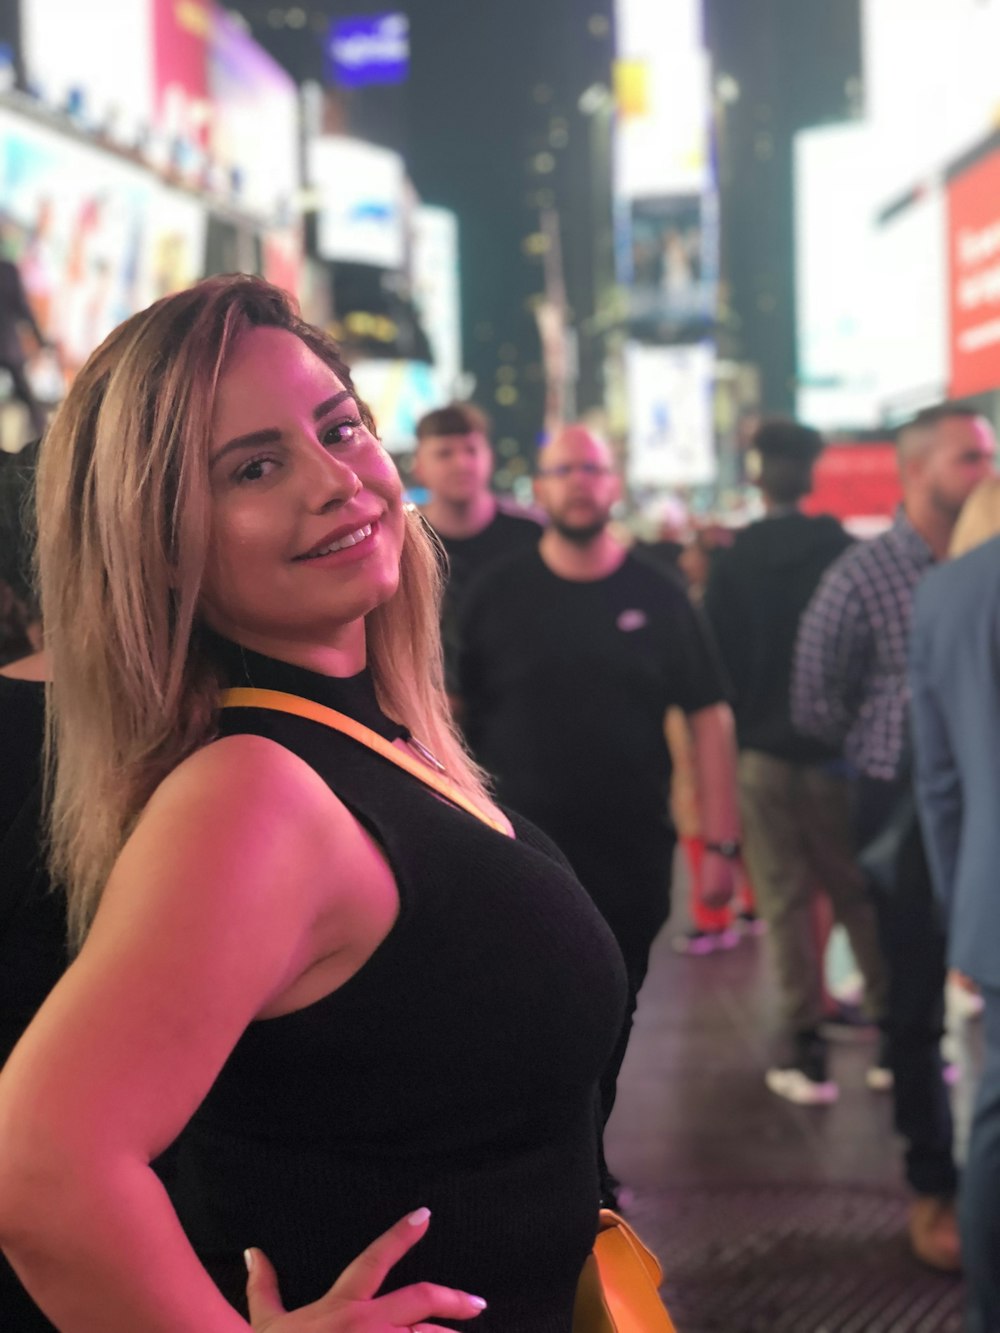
412, 205, 462, 400
350, 359, 442, 451
863, 0, 1000, 200
209, 10, 300, 220
614, 0, 709, 199
794, 124, 880, 430
625, 341, 716, 486
871, 186, 948, 419
22, 0, 154, 140
308, 136, 406, 269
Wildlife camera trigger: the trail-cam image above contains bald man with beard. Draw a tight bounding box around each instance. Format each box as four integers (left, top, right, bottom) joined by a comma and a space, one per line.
456, 424, 740, 1205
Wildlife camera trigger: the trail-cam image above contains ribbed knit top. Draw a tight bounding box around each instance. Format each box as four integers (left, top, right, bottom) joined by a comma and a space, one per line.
169, 641, 627, 1332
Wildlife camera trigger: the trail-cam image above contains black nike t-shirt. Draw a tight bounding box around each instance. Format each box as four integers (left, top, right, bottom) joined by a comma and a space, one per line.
429, 507, 543, 691
457, 548, 727, 827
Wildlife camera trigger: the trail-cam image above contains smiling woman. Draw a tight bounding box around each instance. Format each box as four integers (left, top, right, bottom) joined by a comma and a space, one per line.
200, 325, 407, 673
0, 275, 627, 1333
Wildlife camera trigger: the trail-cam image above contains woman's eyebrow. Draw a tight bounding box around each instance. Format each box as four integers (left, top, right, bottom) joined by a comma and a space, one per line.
211, 391, 355, 467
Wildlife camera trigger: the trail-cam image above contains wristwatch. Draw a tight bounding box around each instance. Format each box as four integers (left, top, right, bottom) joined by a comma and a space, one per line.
704, 839, 742, 860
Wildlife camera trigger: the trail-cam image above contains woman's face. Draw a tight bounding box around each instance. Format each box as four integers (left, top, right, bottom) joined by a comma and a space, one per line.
200, 326, 405, 665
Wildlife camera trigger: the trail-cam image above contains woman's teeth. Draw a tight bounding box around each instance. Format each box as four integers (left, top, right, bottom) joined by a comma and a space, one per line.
307, 523, 373, 557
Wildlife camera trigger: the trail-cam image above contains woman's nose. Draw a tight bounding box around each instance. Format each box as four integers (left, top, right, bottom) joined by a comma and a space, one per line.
302, 440, 361, 509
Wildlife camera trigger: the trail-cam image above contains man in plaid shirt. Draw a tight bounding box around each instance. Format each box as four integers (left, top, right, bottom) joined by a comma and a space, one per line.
793, 404, 996, 1272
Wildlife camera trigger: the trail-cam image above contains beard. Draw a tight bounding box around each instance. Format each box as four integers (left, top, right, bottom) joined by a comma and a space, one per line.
549, 515, 609, 545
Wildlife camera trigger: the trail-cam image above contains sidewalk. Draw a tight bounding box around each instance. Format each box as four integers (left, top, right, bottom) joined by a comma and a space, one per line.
606, 908, 966, 1331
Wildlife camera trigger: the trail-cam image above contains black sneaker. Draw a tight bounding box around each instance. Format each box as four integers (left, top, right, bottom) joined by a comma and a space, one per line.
766, 1030, 839, 1106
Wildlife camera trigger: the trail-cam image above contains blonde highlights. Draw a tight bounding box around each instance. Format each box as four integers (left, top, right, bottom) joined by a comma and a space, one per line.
37, 275, 489, 949
950, 476, 1000, 558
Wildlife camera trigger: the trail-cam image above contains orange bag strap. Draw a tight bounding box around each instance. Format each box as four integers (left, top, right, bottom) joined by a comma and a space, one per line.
220, 686, 511, 838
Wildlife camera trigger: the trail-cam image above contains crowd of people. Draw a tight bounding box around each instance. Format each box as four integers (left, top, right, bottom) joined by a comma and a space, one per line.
0, 276, 999, 1331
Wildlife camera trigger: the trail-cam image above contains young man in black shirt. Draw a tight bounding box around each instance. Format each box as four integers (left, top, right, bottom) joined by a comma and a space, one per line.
704, 419, 888, 1107
457, 423, 739, 1205
413, 403, 542, 693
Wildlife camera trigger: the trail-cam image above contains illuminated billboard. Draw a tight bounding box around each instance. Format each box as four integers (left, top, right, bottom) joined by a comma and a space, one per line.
794, 123, 881, 429
0, 108, 205, 384
871, 183, 949, 420
308, 136, 406, 269
209, 9, 300, 219
863, 0, 1000, 201
625, 341, 716, 486
22, 0, 155, 141
613, 0, 709, 199
325, 13, 409, 88
624, 193, 716, 340
412, 205, 461, 400
948, 145, 1000, 399
350, 358, 442, 451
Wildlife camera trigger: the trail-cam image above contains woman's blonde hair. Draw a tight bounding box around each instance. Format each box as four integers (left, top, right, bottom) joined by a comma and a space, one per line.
950, 476, 1000, 558
37, 274, 490, 949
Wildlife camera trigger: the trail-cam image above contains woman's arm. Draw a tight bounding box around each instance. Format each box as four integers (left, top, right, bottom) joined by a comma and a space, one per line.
0, 735, 376, 1331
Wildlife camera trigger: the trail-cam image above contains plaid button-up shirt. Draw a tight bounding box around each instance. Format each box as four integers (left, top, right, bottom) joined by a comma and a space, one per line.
791, 508, 935, 781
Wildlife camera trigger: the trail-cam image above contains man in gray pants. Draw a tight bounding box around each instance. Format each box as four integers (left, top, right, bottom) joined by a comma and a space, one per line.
705, 419, 887, 1106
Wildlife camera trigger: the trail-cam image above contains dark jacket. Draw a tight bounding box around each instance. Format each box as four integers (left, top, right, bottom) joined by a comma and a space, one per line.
910, 535, 1000, 987
0, 259, 42, 365
704, 510, 852, 761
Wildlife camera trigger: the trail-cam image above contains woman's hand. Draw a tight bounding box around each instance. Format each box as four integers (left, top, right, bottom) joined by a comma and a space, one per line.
246, 1208, 488, 1332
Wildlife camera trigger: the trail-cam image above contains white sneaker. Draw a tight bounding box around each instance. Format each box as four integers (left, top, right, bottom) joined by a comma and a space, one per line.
766, 1066, 839, 1106
865, 1065, 894, 1092
829, 969, 865, 1009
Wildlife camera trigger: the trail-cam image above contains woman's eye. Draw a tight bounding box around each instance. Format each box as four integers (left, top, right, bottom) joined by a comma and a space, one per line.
236, 457, 277, 483
322, 417, 363, 447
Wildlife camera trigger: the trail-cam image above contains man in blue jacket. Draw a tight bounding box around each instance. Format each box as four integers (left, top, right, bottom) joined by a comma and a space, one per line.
911, 522, 1000, 1329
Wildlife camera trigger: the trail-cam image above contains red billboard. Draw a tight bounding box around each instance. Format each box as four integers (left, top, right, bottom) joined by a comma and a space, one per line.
948, 148, 1000, 399
801, 441, 901, 525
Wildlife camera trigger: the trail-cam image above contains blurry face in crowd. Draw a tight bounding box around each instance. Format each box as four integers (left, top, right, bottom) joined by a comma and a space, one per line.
200, 327, 405, 654
533, 426, 621, 543
916, 415, 997, 520
413, 430, 493, 505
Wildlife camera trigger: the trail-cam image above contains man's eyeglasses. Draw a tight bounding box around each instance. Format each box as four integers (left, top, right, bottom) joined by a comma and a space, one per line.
536, 462, 614, 479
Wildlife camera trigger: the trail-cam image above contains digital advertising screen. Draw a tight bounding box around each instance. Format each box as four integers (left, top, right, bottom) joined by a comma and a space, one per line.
794, 123, 881, 429
863, 0, 1000, 203
624, 341, 716, 487
350, 358, 442, 452
871, 183, 949, 420
0, 109, 205, 385
151, 0, 212, 170
411, 205, 461, 401
208, 8, 300, 220
324, 13, 410, 89
624, 193, 716, 341
613, 0, 709, 199
308, 136, 406, 270
948, 145, 1000, 400
22, 0, 155, 142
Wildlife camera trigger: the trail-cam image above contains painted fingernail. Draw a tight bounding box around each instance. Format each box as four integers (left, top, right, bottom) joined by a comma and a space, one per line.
243, 1248, 255, 1274
469, 1296, 488, 1310
407, 1207, 432, 1226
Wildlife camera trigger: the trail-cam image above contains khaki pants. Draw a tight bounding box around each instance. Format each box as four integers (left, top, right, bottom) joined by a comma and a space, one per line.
738, 750, 887, 1037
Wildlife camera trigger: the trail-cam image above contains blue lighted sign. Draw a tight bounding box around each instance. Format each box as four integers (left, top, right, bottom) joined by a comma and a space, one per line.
326, 13, 410, 89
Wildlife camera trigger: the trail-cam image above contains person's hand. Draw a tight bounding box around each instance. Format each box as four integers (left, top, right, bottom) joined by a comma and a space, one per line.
700, 852, 737, 910
246, 1207, 488, 1332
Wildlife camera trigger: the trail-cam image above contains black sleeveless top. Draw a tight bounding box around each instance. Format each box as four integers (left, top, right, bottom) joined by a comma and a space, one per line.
170, 642, 627, 1332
